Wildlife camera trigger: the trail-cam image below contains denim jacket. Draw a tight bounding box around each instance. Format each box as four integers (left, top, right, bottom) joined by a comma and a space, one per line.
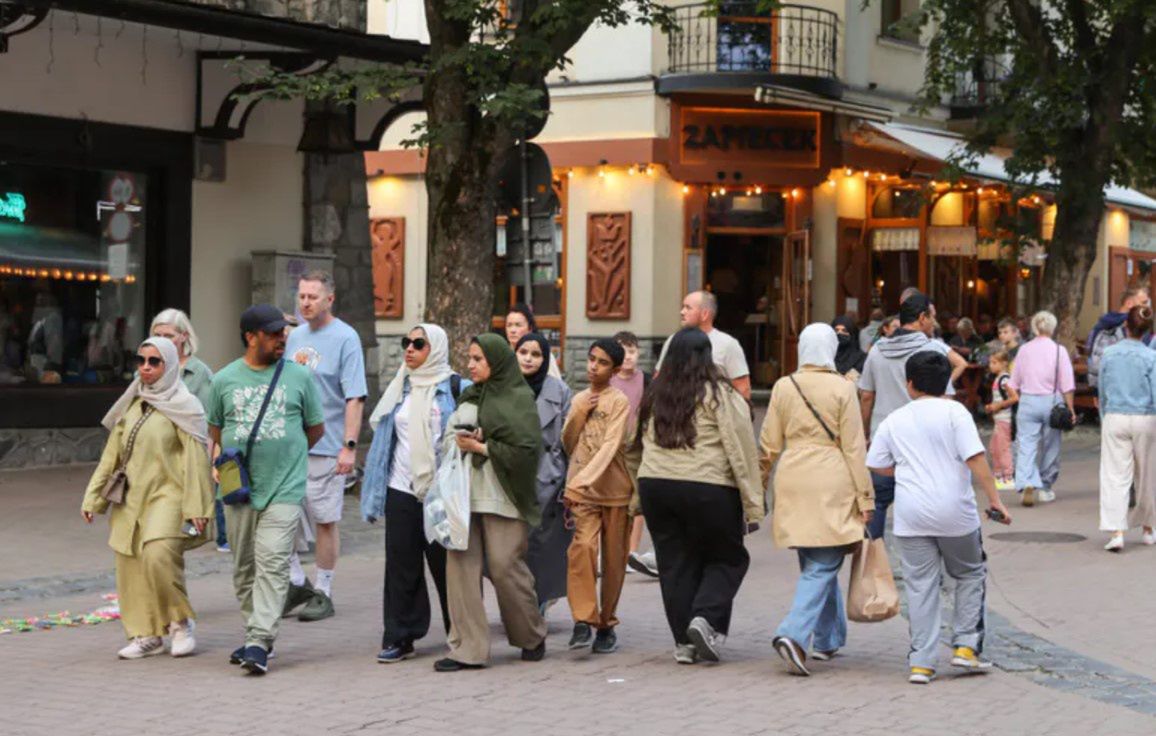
360, 374, 467, 522
1099, 339, 1156, 416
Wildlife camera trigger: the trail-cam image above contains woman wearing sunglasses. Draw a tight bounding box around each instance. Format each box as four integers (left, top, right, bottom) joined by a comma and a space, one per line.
81, 337, 215, 659
515, 333, 573, 614
363, 324, 466, 663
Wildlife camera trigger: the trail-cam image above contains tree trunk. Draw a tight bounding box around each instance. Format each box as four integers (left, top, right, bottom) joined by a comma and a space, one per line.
1042, 171, 1108, 346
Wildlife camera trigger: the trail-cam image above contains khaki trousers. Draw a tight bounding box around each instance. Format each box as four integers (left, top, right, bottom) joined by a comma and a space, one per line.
115, 537, 193, 639
446, 513, 546, 665
225, 502, 302, 649
1099, 413, 1156, 531
566, 503, 630, 629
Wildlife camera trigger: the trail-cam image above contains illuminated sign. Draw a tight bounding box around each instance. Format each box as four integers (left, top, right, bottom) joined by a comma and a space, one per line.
0, 192, 26, 222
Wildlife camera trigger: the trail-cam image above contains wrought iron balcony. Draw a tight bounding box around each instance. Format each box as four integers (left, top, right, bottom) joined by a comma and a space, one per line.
950, 58, 1008, 118
661, 2, 841, 98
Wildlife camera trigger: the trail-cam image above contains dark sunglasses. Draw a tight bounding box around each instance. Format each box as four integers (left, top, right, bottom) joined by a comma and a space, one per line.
134, 355, 164, 368
401, 337, 428, 351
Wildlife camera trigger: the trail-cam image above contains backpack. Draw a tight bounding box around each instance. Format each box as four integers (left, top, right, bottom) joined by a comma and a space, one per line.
450, 373, 462, 400
1089, 324, 1127, 387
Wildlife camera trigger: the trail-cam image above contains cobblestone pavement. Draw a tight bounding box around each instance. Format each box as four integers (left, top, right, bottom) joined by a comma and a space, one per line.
5, 432, 1156, 736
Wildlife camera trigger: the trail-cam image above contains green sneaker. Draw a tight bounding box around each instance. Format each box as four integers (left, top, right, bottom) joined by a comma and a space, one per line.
281, 580, 315, 618
298, 591, 335, 622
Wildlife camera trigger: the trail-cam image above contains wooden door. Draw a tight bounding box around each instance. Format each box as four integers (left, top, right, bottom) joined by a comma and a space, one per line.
781, 229, 811, 374
836, 217, 868, 320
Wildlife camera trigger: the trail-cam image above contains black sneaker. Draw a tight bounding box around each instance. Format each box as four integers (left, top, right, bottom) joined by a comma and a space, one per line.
568, 622, 593, 650
433, 658, 484, 672
592, 628, 618, 654
282, 580, 315, 617
240, 645, 268, 675
377, 641, 416, 664
231, 643, 273, 665
521, 640, 546, 662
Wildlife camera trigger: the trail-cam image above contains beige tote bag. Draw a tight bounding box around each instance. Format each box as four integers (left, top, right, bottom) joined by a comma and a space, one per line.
847, 535, 900, 623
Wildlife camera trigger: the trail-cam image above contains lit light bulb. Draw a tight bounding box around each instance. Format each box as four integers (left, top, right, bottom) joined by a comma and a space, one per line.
682, 185, 690, 195
844, 167, 853, 177
754, 185, 763, 195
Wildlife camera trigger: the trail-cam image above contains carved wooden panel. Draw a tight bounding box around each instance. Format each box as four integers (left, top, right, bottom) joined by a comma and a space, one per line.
371, 217, 405, 318
586, 212, 631, 320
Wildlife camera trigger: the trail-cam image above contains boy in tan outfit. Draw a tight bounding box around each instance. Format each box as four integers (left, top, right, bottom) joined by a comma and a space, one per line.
562, 338, 633, 654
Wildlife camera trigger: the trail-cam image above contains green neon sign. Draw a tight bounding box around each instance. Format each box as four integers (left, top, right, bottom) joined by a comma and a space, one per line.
0, 192, 26, 223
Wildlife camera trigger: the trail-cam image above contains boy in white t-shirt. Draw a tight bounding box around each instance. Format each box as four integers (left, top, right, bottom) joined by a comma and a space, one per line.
866, 351, 1012, 685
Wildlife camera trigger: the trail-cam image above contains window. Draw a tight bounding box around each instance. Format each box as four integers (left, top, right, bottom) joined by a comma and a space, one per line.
880, 0, 922, 45
0, 163, 148, 387
493, 212, 563, 317
871, 186, 923, 219
707, 190, 787, 229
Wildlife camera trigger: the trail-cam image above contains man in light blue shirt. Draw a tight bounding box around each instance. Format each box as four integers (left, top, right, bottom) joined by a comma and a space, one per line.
283, 270, 367, 621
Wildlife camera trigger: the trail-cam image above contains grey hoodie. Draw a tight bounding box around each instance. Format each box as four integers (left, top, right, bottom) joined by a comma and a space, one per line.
859, 329, 953, 435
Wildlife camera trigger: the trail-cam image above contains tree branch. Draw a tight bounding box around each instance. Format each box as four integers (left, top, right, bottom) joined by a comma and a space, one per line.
1005, 0, 1058, 79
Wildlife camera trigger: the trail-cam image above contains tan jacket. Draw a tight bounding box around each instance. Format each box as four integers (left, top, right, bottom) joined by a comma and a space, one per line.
562, 387, 632, 506
759, 367, 873, 549
83, 398, 215, 557
635, 383, 765, 524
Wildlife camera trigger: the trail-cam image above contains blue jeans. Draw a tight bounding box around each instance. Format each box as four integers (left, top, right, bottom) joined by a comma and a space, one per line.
215, 498, 228, 546
775, 547, 847, 653
1015, 393, 1063, 491
867, 472, 894, 540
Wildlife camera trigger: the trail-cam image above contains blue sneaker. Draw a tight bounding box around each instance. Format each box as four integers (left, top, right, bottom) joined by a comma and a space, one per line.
230, 643, 273, 665
377, 641, 416, 664
240, 645, 268, 675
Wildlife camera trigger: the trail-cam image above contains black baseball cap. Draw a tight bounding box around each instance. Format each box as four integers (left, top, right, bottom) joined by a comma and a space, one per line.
240, 304, 290, 335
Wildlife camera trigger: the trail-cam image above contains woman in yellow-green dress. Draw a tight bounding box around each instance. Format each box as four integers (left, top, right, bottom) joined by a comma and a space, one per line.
82, 336, 214, 659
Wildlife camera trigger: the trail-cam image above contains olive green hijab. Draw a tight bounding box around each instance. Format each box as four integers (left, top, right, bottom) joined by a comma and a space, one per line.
458, 333, 543, 526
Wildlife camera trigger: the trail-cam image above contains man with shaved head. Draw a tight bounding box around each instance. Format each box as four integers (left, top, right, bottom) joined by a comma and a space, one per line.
656, 290, 751, 400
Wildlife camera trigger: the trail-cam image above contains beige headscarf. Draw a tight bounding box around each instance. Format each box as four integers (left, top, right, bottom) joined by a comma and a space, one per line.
102, 337, 209, 446
368, 324, 452, 496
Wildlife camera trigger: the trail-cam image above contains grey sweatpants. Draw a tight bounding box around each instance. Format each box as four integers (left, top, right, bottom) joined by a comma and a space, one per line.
896, 529, 987, 671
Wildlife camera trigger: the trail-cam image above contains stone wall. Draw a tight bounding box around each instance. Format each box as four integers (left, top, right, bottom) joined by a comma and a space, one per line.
0, 428, 107, 470
563, 335, 666, 389
190, 1, 366, 31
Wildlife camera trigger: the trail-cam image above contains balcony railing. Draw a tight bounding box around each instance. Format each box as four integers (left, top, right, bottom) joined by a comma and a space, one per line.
665, 2, 839, 93
951, 58, 1008, 115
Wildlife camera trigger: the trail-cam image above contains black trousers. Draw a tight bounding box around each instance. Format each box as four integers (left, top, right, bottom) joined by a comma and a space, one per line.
638, 478, 750, 644
382, 488, 450, 648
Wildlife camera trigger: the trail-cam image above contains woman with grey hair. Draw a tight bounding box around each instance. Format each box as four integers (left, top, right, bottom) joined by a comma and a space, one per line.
150, 309, 223, 548
1008, 311, 1076, 506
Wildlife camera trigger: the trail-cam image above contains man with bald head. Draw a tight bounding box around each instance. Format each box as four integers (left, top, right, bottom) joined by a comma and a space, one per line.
656, 290, 751, 400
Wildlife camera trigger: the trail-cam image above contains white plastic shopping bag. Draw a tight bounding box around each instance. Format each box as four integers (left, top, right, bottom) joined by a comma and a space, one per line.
424, 443, 472, 551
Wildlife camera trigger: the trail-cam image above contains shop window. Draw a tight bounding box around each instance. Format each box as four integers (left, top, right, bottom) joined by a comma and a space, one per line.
880, 0, 922, 45
493, 213, 563, 318
707, 190, 787, 230
977, 197, 1013, 236
0, 163, 147, 387
871, 186, 922, 220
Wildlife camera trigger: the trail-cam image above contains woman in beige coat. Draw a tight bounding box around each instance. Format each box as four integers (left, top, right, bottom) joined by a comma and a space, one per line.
759, 323, 873, 676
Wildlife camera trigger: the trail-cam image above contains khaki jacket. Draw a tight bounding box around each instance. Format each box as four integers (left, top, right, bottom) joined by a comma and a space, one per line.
759, 367, 873, 549
83, 398, 215, 556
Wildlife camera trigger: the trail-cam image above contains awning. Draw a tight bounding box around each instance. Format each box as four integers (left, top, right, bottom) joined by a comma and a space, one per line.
868, 122, 1156, 213
754, 85, 893, 122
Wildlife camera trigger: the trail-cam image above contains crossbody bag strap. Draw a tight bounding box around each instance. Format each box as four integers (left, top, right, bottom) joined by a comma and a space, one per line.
1054, 344, 1062, 397
788, 375, 837, 443
117, 403, 155, 472
245, 359, 286, 463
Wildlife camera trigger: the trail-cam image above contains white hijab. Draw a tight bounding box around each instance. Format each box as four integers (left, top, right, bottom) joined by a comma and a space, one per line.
797, 323, 838, 372
102, 337, 209, 445
368, 324, 453, 496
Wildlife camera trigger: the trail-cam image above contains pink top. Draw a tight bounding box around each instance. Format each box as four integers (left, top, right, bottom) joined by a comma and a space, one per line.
1009, 337, 1076, 395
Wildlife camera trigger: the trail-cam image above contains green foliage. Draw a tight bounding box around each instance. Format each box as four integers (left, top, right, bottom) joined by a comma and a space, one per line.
914, 0, 1156, 188
234, 1, 680, 148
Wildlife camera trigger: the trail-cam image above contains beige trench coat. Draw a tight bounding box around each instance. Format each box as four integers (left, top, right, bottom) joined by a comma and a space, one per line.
759, 366, 873, 549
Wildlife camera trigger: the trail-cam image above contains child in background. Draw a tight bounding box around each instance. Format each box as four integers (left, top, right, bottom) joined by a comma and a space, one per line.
985, 350, 1018, 492
997, 319, 1021, 364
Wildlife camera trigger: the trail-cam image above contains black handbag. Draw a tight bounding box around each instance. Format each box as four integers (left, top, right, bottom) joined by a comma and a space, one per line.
1047, 344, 1076, 431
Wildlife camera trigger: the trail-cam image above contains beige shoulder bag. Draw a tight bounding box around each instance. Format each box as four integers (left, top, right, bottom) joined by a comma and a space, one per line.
100, 403, 155, 505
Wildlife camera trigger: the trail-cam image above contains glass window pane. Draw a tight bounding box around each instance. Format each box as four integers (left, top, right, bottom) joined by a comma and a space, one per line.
0, 164, 147, 386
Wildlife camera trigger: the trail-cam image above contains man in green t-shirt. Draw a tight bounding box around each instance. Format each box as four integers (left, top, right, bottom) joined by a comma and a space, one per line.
207, 304, 323, 676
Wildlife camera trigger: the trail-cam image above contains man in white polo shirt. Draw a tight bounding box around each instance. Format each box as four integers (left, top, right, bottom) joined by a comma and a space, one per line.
655, 290, 751, 400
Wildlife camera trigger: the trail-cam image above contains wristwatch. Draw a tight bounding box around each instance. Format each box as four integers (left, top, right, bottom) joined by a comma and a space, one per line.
344, 439, 358, 450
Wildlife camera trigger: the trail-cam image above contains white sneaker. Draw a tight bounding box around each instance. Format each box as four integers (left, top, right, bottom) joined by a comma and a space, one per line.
1037, 490, 1056, 504
674, 643, 697, 665
1105, 535, 1125, 553
118, 636, 165, 659
170, 620, 196, 657
1144, 531, 1156, 546
627, 551, 659, 578
995, 479, 1015, 492
686, 617, 722, 662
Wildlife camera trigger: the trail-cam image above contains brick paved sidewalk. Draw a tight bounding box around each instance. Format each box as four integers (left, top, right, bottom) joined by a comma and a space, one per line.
5, 433, 1156, 736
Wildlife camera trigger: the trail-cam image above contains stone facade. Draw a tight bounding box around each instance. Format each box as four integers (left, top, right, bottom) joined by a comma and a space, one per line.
0, 428, 108, 470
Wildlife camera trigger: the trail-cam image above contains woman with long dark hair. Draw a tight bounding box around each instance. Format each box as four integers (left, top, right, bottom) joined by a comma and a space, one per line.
634, 327, 763, 665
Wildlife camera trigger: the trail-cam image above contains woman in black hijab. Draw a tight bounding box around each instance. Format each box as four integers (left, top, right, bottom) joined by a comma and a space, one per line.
832, 316, 867, 377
